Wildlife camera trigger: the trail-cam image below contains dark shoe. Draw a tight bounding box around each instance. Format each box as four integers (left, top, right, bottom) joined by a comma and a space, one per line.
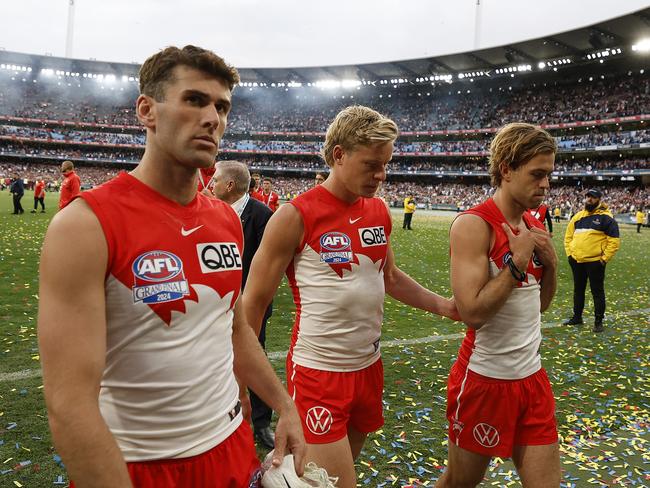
30, 210, 36, 213
593, 322, 604, 333
41, 210, 46, 213
563, 317, 583, 326
254, 426, 275, 449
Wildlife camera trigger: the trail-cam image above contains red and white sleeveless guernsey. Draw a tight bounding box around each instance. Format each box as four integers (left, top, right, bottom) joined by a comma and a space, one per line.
79, 172, 244, 462
456, 198, 546, 380
287, 185, 392, 372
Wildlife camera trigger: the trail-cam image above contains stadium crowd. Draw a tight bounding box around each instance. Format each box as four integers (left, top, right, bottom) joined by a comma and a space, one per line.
1, 72, 648, 133
2, 125, 650, 158
2, 162, 646, 216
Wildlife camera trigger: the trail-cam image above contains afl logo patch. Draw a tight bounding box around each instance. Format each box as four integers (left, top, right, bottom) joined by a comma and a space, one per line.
132, 251, 189, 304
320, 232, 353, 264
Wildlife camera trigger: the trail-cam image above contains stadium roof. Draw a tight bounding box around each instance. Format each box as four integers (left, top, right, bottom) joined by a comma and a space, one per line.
1, 7, 649, 86
235, 8, 650, 85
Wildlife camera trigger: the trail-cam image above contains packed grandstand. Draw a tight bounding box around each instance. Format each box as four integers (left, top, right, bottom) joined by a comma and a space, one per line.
1, 36, 648, 220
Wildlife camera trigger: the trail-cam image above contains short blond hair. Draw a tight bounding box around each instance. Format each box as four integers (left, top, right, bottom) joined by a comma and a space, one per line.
321, 105, 398, 167
488, 123, 557, 187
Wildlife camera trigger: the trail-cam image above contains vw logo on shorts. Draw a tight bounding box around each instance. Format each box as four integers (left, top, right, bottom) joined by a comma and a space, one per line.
305, 406, 333, 435
473, 422, 500, 448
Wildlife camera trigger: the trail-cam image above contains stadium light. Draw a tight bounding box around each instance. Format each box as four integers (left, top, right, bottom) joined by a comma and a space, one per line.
495, 64, 531, 75
537, 58, 571, 70
341, 79, 361, 88
314, 80, 340, 89
457, 71, 488, 80
632, 38, 650, 52
586, 48, 622, 60
2, 63, 32, 72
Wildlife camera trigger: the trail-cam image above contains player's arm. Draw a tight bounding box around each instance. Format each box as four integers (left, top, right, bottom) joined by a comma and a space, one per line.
231, 299, 306, 474
242, 203, 303, 336
449, 214, 534, 329
38, 200, 132, 488
383, 241, 459, 320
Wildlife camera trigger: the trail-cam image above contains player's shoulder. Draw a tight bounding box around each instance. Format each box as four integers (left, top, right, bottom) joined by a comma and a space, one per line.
452, 212, 490, 229
450, 212, 491, 242
46, 198, 103, 243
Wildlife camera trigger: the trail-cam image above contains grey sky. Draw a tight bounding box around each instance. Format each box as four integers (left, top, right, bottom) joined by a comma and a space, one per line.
1, 0, 648, 67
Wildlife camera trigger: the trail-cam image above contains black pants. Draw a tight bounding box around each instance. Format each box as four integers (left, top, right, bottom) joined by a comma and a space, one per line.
12, 194, 24, 214
568, 257, 606, 321
403, 212, 413, 229
555, 216, 560, 223
637, 223, 642, 233
250, 316, 272, 430
34, 197, 45, 211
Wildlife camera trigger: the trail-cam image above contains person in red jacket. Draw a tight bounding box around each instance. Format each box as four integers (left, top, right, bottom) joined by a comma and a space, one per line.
256, 177, 279, 212
32, 179, 46, 213
59, 161, 81, 210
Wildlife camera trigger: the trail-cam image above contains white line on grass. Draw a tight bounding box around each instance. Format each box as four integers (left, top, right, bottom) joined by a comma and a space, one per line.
2, 308, 648, 381
267, 308, 650, 360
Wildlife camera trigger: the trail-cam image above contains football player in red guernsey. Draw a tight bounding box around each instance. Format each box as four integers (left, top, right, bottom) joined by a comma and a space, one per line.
38, 45, 305, 488
437, 123, 559, 488
243, 105, 459, 488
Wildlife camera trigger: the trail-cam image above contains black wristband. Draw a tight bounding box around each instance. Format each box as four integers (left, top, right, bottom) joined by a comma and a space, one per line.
506, 255, 526, 282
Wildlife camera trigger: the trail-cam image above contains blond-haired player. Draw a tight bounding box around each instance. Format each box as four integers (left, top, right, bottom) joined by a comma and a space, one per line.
243, 105, 458, 487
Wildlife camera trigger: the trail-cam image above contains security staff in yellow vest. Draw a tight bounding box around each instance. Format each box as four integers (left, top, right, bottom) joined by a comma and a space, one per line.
553, 206, 561, 223
563, 189, 620, 333
403, 196, 416, 230
636, 208, 645, 233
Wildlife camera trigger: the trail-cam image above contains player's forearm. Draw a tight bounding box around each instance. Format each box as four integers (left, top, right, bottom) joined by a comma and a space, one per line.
48, 403, 132, 487
232, 322, 292, 413
242, 290, 272, 337
457, 268, 517, 329
539, 265, 557, 312
385, 267, 453, 317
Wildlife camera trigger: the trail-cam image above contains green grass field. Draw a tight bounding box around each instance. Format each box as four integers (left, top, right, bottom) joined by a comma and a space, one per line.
0, 192, 648, 487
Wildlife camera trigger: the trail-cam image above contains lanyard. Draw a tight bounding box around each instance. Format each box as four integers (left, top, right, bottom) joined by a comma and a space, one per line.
198, 170, 214, 192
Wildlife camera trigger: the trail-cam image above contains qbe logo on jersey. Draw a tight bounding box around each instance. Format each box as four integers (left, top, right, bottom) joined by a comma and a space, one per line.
320, 232, 353, 263
197, 242, 243, 273
358, 226, 387, 247
132, 250, 190, 304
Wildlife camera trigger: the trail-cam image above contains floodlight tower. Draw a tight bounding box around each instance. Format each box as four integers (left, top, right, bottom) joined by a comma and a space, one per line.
65, 0, 76, 58
473, 0, 483, 50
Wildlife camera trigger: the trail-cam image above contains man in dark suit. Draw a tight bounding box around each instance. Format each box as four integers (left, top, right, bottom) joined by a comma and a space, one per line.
10, 175, 25, 214
212, 160, 276, 450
